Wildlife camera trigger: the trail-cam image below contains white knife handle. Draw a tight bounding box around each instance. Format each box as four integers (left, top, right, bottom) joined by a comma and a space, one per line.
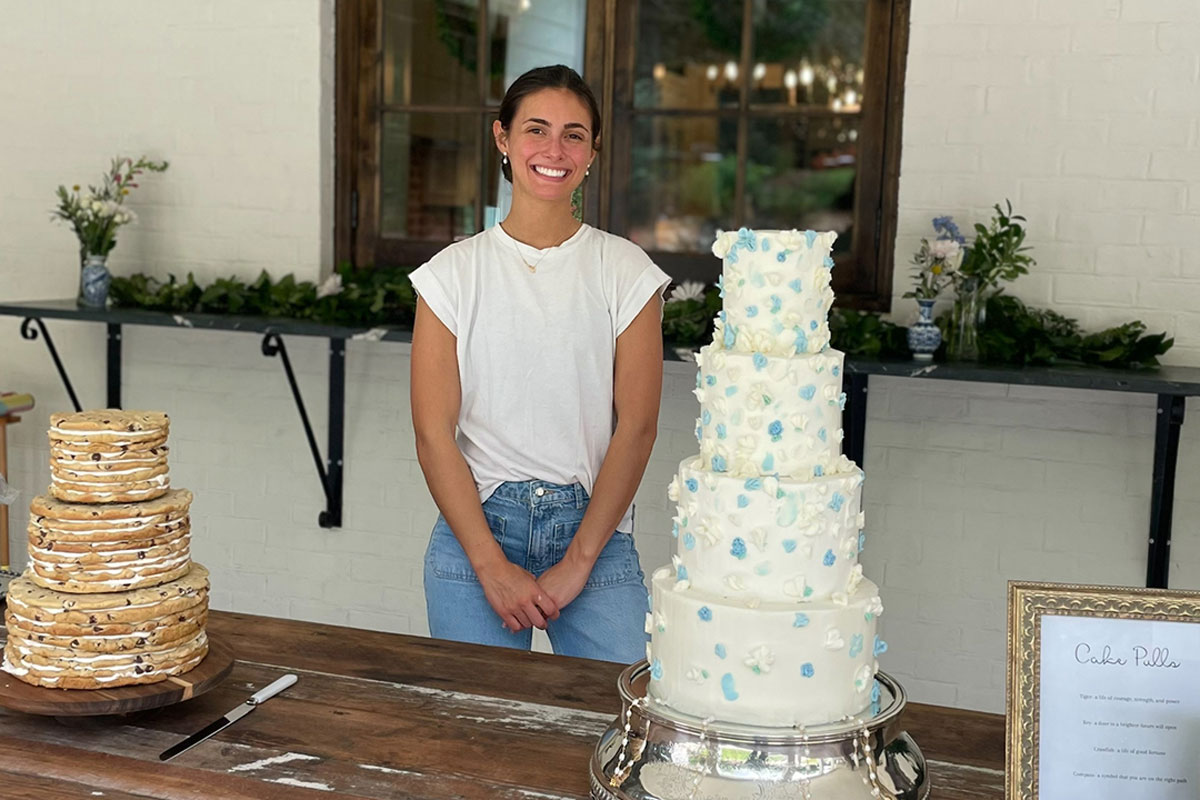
248, 673, 298, 705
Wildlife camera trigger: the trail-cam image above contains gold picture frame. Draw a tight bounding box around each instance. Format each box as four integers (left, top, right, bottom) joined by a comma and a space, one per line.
1006, 580, 1200, 799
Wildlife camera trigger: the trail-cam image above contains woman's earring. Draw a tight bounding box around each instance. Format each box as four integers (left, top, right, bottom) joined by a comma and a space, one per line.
502, 153, 509, 165
586, 165, 591, 177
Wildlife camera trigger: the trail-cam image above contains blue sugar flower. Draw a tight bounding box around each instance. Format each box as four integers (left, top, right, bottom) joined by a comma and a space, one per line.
838, 391, 847, 410
702, 410, 711, 426
818, 427, 827, 442
794, 327, 809, 353
698, 606, 712, 622
715, 643, 727, 659
686, 478, 698, 493
768, 420, 783, 442
801, 663, 814, 678
874, 636, 888, 656
736, 494, 749, 509
762, 453, 774, 472
849, 634, 864, 658
799, 384, 817, 401
777, 250, 788, 263
804, 585, 814, 598
793, 613, 809, 628
823, 255, 835, 269
788, 278, 802, 293
832, 365, 840, 377
706, 374, 717, 386
762, 237, 771, 251
753, 353, 768, 371
695, 424, 702, 442
712, 455, 727, 472
683, 532, 695, 550
782, 539, 797, 553
721, 673, 739, 701
730, 538, 748, 560
823, 549, 836, 567
724, 322, 737, 348
755, 562, 770, 575
716, 274, 726, 298
736, 227, 757, 251
805, 230, 817, 248
858, 532, 866, 553
725, 385, 739, 397
744, 478, 762, 491
726, 248, 738, 264
651, 658, 663, 680
750, 272, 765, 288
810, 319, 818, 331
829, 492, 846, 512
672, 521, 679, 538
746, 305, 759, 318
770, 295, 782, 314
716, 423, 727, 439
677, 564, 688, 582
813, 465, 824, 477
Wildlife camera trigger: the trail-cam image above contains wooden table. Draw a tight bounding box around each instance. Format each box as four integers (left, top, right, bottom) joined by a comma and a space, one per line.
0, 611, 1005, 799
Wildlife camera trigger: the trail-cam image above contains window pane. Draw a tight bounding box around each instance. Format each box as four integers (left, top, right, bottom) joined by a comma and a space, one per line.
633, 1, 742, 110
383, 0, 480, 106
749, 0, 867, 110
627, 115, 736, 253
743, 114, 857, 254
380, 112, 480, 240
487, 0, 587, 105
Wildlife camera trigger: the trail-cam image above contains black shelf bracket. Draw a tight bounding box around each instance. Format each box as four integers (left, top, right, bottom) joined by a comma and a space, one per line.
107, 323, 122, 408
261, 333, 345, 528
1146, 393, 1186, 589
20, 317, 82, 412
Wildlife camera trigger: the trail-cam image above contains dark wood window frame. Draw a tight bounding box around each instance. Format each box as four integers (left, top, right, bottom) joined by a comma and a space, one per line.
335, 0, 909, 312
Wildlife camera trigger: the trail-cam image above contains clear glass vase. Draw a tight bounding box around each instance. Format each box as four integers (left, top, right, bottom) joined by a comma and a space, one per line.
947, 281, 984, 361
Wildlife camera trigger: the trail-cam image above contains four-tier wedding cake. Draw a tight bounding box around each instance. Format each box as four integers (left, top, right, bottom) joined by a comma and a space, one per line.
646, 228, 885, 728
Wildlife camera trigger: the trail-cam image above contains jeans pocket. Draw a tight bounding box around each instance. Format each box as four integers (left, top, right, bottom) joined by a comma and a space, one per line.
583, 531, 643, 589
427, 511, 507, 583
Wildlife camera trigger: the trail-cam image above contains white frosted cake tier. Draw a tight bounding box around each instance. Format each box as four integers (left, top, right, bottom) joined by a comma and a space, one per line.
647, 570, 883, 727
693, 346, 850, 479
710, 229, 837, 357
668, 459, 865, 603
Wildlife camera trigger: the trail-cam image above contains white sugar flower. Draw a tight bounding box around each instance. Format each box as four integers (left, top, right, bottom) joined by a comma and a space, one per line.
744, 646, 775, 675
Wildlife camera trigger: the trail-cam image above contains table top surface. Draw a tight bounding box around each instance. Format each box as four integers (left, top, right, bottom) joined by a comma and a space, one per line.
0, 610, 1004, 799
4, 298, 1198, 395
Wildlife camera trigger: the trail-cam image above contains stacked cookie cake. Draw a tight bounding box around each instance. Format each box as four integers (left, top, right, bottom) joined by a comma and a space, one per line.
2, 410, 211, 689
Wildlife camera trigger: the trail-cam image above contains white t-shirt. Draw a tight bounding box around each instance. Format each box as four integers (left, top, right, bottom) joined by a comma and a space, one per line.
408, 223, 671, 533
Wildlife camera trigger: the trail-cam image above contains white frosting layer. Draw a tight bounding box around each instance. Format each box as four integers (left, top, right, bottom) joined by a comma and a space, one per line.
49, 426, 163, 438
668, 459, 865, 603
648, 570, 882, 726
711, 229, 837, 357
693, 346, 851, 479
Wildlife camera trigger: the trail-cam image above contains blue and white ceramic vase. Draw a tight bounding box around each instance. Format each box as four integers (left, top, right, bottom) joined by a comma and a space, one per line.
907, 298, 941, 361
78, 253, 111, 309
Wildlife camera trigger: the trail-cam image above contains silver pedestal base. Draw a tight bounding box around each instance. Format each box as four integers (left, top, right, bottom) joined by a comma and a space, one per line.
590, 663, 928, 800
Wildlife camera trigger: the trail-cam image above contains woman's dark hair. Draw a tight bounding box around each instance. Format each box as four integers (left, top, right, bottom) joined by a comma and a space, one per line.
497, 64, 601, 182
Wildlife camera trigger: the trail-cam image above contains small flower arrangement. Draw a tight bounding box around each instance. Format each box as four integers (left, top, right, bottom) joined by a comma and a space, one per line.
662, 280, 721, 349
52, 156, 168, 262
902, 216, 965, 301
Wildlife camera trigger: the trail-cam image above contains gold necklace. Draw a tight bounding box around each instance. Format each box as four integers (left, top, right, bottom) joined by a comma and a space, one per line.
502, 223, 578, 273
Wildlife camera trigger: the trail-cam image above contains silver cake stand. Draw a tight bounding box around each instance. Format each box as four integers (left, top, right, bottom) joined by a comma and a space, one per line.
590, 662, 928, 800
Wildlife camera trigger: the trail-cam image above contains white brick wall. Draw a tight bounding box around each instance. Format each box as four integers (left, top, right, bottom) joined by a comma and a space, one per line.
1, 0, 1198, 714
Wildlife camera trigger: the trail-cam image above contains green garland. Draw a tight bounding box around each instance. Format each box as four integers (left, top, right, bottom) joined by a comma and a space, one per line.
110, 264, 417, 328
110, 270, 1172, 369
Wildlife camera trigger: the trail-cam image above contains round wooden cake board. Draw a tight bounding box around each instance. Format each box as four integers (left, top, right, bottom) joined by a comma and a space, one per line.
0, 634, 234, 717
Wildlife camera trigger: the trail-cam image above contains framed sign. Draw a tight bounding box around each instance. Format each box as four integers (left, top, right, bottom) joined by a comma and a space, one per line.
1007, 581, 1200, 799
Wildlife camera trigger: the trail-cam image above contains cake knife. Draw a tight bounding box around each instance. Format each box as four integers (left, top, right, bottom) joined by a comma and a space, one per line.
159, 673, 298, 761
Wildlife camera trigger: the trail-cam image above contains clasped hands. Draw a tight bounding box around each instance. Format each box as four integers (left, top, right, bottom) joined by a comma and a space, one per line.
478, 550, 592, 633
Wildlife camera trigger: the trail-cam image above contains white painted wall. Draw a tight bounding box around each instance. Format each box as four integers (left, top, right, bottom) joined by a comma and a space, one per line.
1, 0, 1198, 714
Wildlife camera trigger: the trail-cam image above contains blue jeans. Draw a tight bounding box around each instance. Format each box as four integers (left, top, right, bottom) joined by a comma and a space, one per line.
423, 480, 649, 663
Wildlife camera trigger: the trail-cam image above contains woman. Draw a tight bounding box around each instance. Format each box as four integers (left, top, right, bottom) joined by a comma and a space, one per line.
408, 65, 670, 663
